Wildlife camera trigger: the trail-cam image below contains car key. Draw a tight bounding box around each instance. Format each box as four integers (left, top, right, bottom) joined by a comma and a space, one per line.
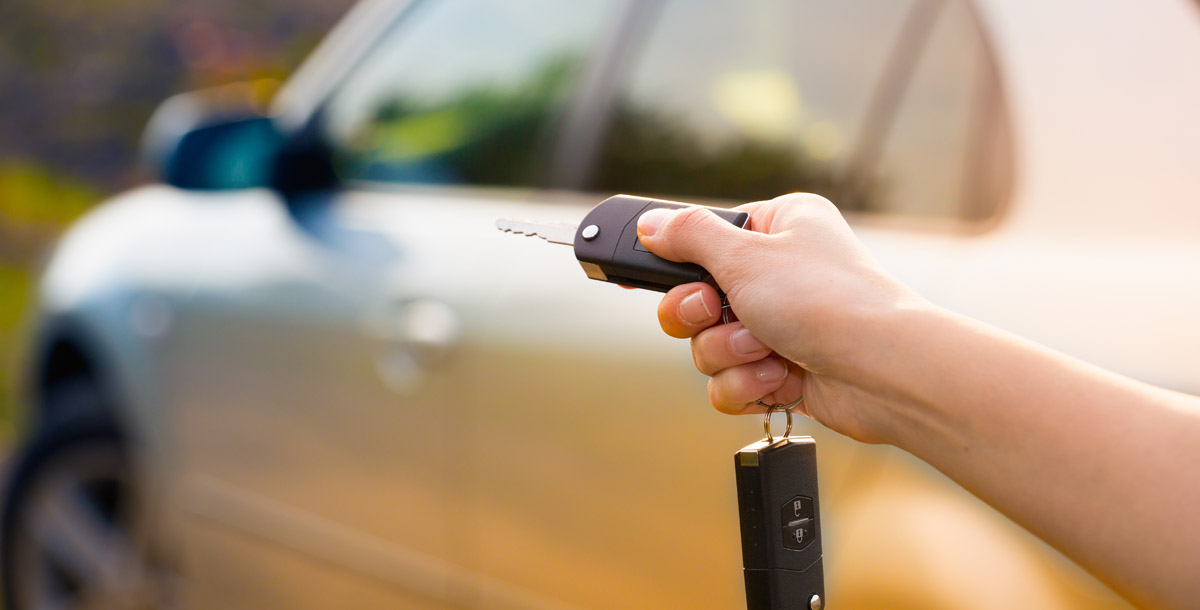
497, 194, 749, 293
736, 406, 825, 610
504, 197, 826, 608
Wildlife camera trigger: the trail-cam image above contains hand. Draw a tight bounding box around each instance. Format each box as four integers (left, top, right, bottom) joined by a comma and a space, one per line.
646, 194, 1200, 609
637, 193, 924, 444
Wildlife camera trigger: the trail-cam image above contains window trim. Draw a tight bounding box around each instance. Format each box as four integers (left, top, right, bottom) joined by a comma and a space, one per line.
956, 0, 1016, 230
837, 0, 944, 211
272, 0, 423, 132
842, 0, 1016, 233
542, 0, 666, 192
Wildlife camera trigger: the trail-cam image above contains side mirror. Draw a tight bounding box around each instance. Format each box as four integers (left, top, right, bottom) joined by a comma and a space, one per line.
140, 82, 285, 190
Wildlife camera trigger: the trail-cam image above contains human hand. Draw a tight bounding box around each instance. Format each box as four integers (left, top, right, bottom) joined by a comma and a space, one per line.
636, 193, 924, 444
644, 194, 1200, 607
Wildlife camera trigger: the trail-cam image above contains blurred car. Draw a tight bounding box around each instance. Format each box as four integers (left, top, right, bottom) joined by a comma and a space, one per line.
5, 0, 1199, 608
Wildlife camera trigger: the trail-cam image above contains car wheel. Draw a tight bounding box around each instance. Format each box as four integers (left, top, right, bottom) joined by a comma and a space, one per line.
1, 414, 175, 610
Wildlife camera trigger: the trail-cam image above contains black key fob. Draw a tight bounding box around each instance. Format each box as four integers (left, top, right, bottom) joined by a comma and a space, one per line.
573, 194, 749, 292
735, 436, 826, 610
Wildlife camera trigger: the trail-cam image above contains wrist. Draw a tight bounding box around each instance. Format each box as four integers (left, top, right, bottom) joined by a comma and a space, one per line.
823, 294, 959, 449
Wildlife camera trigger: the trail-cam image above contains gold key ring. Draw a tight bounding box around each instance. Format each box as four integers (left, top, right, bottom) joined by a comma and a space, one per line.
759, 396, 803, 442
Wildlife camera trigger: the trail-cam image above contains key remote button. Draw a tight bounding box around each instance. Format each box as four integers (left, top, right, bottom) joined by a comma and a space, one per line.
782, 517, 815, 551
781, 495, 815, 524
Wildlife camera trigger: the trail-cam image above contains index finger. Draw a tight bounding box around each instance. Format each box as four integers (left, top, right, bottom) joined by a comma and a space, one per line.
658, 282, 723, 338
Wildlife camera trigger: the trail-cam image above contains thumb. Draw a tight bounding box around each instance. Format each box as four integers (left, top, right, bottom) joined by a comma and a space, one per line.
636, 206, 754, 271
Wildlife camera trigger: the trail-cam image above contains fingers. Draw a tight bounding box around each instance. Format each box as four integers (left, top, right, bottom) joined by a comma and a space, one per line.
661, 285, 801, 414
658, 282, 723, 338
637, 205, 760, 269
690, 322, 771, 375
708, 359, 806, 415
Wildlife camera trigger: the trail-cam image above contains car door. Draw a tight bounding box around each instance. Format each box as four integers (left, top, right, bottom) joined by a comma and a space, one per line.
444, 1, 936, 607
439, 0, 1015, 608
521, 0, 1031, 608
171, 0, 1019, 608
162, 184, 466, 607
164, 0, 634, 608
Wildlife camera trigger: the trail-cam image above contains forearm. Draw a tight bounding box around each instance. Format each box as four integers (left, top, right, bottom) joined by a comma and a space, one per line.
638, 197, 1198, 605
856, 302, 1200, 609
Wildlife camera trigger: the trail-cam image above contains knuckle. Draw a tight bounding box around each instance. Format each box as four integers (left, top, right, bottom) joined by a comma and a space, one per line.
690, 334, 718, 376
776, 192, 836, 212
670, 206, 716, 236
708, 378, 744, 414
713, 364, 755, 404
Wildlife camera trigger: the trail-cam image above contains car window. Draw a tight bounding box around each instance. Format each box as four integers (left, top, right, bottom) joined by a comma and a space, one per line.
321, 0, 620, 187
862, 0, 1006, 221
587, 0, 1008, 223
586, 0, 915, 204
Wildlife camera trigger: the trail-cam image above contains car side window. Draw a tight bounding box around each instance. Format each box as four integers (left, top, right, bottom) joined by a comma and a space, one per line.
587, 0, 916, 204
587, 0, 1009, 223
860, 0, 1009, 221
321, 0, 619, 187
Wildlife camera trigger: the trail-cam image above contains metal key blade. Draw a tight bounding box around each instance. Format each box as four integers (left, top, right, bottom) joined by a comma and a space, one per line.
496, 218, 578, 246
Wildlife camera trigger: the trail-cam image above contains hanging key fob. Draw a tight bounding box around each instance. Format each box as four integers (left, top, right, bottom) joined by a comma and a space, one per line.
735, 412, 825, 609
497, 195, 750, 292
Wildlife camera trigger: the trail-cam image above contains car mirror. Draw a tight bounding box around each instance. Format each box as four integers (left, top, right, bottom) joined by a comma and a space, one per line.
140, 81, 285, 190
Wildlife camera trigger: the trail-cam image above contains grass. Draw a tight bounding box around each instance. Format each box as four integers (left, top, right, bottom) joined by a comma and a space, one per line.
0, 264, 33, 447
0, 160, 100, 448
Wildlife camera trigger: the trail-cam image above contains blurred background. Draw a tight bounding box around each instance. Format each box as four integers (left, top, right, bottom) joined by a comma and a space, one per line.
1, 0, 1197, 608
0, 0, 356, 443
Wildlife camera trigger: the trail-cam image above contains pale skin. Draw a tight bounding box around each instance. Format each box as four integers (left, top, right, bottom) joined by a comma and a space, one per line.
635, 193, 1200, 610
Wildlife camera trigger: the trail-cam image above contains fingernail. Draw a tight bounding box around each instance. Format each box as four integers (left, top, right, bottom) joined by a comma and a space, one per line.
755, 359, 788, 384
637, 208, 672, 237
730, 328, 767, 355
679, 291, 713, 325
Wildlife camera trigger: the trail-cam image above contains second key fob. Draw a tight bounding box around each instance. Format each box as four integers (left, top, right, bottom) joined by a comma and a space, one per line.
736, 435, 825, 610
572, 195, 749, 293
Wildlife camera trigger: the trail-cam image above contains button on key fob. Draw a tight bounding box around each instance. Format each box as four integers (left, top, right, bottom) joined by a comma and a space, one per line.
735, 435, 825, 609
497, 194, 750, 292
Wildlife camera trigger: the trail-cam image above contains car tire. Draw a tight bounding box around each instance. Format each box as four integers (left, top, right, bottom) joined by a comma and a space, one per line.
1, 412, 174, 610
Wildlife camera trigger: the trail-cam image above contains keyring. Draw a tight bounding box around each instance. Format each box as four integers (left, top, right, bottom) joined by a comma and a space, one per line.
759, 395, 803, 442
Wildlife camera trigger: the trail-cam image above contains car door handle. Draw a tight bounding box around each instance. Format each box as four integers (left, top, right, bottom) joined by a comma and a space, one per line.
363, 298, 461, 393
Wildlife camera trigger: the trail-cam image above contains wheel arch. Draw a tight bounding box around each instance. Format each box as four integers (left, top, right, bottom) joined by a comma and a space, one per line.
25, 313, 135, 439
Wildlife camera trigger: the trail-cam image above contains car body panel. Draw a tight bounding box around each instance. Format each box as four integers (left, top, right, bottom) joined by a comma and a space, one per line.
26, 0, 1200, 608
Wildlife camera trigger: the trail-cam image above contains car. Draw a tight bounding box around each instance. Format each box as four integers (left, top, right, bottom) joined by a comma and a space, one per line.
6, 0, 1199, 608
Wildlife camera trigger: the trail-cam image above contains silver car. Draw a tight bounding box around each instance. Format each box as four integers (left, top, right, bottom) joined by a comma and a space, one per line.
6, 0, 1198, 608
